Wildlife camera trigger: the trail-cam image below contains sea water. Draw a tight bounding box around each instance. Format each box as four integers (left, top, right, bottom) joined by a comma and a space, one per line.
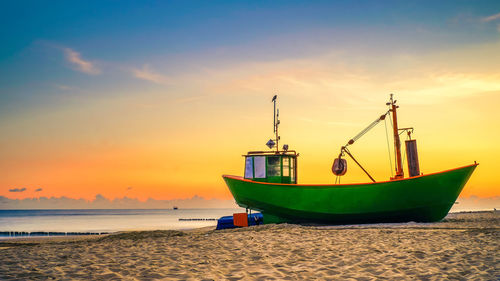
0, 208, 243, 237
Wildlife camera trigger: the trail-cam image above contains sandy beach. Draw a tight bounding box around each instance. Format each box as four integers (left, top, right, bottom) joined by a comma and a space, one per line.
0, 211, 498, 280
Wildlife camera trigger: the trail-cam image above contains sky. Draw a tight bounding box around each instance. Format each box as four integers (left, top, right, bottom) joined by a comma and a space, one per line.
1, 1, 499, 206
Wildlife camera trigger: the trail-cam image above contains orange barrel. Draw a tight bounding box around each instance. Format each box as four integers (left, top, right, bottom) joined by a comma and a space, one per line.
405, 139, 420, 177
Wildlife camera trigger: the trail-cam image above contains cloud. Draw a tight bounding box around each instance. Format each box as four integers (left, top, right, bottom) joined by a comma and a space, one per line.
55, 84, 74, 91
174, 95, 206, 104
481, 12, 500, 22
35, 188, 43, 192
63, 48, 100, 75
0, 195, 239, 209
0, 194, 496, 210
131, 64, 169, 85
9, 187, 26, 192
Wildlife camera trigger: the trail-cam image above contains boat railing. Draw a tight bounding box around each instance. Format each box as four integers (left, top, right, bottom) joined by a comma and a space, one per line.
244, 150, 297, 156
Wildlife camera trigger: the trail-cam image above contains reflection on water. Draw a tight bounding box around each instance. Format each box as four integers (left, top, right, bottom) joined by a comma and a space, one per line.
0, 209, 244, 234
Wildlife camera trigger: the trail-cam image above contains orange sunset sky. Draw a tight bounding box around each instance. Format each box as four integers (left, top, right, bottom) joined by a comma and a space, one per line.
1, 1, 499, 204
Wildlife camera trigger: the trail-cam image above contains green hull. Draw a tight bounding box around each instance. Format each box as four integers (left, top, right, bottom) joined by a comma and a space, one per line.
223, 164, 477, 224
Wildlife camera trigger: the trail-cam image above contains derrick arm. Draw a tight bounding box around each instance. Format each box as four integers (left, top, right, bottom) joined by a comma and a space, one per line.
342, 147, 376, 182
333, 110, 389, 182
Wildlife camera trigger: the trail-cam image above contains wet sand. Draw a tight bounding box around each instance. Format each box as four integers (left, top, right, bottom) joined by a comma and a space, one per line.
0, 212, 498, 280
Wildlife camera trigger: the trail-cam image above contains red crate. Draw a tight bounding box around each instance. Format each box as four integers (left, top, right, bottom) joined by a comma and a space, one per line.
233, 213, 248, 227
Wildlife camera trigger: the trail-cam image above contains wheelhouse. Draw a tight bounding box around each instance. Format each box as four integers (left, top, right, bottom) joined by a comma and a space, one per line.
243, 150, 298, 184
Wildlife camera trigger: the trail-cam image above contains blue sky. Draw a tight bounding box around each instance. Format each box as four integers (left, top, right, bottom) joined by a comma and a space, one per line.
1, 1, 500, 201
1, 0, 499, 132
2, 1, 498, 90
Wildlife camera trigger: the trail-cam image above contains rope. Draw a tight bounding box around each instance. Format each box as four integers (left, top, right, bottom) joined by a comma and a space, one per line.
384, 118, 394, 178
401, 134, 409, 169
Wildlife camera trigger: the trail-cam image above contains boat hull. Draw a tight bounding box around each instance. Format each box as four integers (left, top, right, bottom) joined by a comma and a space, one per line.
223, 164, 477, 224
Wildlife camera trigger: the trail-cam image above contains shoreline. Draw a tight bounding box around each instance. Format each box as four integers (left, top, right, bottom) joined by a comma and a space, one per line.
1, 211, 497, 241
0, 210, 497, 240
0, 226, 216, 242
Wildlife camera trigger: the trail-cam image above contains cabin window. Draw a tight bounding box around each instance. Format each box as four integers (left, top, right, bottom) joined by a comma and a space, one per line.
244, 157, 254, 179
290, 157, 295, 183
283, 157, 290, 176
267, 156, 281, 177
254, 156, 266, 178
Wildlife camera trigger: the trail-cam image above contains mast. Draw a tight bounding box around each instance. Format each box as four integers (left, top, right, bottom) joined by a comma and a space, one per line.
272, 95, 280, 153
389, 94, 404, 179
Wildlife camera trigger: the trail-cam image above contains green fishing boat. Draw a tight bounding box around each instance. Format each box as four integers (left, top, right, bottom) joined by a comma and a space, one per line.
223, 95, 477, 224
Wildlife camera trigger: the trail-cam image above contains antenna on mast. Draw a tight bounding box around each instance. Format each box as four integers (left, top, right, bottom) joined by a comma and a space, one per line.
269, 95, 280, 152
272, 95, 277, 133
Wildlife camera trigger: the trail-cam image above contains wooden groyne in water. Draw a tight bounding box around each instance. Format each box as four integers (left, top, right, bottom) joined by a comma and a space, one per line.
178, 218, 217, 221
0, 231, 108, 238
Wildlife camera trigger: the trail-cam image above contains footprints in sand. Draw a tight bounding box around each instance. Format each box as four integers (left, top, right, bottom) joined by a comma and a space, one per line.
0, 212, 498, 280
